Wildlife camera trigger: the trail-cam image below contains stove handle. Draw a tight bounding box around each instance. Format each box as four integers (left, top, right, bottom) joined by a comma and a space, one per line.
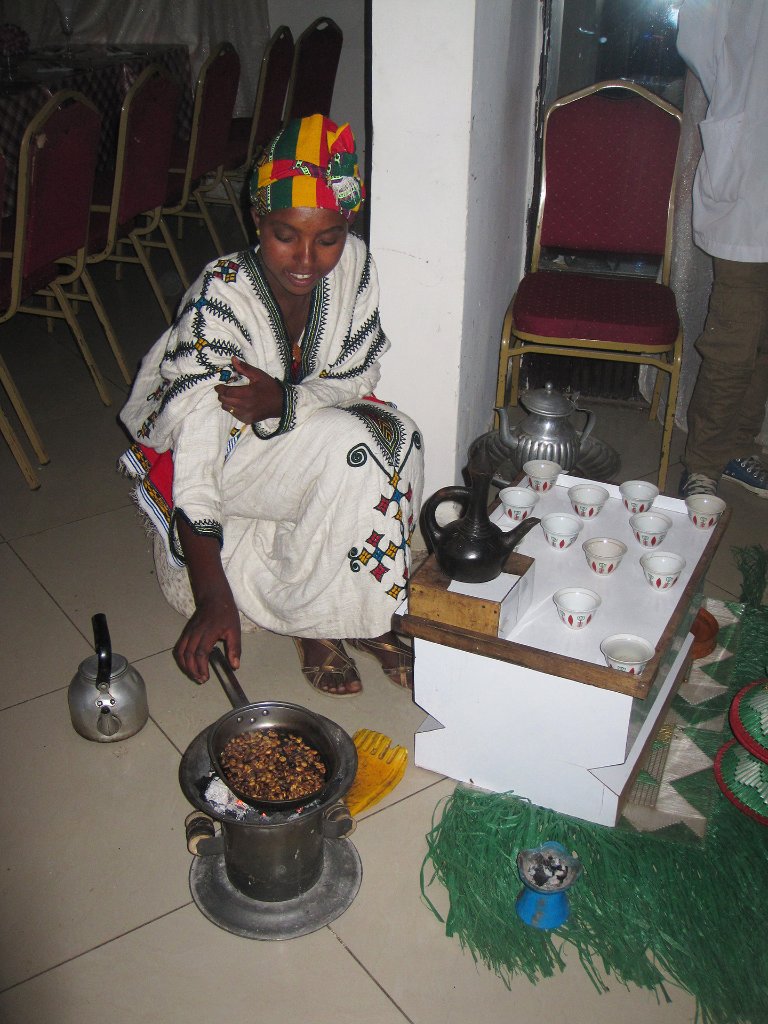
322, 801, 356, 839
185, 811, 224, 856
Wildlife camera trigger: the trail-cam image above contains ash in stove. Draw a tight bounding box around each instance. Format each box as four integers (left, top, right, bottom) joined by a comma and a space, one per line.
196, 773, 322, 823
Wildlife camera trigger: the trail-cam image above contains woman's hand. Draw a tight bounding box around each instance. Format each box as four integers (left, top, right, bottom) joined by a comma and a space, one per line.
215, 356, 284, 423
173, 587, 241, 684
174, 515, 242, 684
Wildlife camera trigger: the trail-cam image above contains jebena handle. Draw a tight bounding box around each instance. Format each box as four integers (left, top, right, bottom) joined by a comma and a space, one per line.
421, 485, 470, 551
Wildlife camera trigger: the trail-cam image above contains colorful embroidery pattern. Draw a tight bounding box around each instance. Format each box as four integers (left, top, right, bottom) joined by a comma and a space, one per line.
347, 430, 421, 599
345, 403, 407, 468
211, 259, 240, 283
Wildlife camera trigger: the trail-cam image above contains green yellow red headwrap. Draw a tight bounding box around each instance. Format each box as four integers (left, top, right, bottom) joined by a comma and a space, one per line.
249, 114, 365, 220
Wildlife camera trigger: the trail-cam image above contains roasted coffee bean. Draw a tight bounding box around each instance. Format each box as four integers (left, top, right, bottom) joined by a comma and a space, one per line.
219, 729, 326, 801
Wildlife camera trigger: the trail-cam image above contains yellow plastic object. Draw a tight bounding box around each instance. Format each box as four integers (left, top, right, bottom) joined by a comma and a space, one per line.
345, 729, 408, 816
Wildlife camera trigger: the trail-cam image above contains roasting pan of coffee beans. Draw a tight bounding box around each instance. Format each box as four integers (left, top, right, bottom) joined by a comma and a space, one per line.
218, 728, 328, 802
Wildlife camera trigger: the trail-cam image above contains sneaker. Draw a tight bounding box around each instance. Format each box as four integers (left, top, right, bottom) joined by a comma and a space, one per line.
679, 470, 718, 498
722, 456, 768, 498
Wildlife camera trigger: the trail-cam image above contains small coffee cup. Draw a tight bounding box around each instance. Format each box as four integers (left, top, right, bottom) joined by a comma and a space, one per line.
553, 587, 601, 629
583, 537, 627, 575
568, 483, 609, 518
600, 633, 655, 674
629, 511, 672, 548
619, 480, 659, 514
640, 551, 686, 590
499, 486, 539, 522
685, 494, 726, 530
540, 512, 583, 549
523, 460, 562, 493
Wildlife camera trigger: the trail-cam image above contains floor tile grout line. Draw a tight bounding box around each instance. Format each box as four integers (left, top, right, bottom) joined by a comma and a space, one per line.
3, 498, 136, 544
0, 902, 195, 996
326, 929, 418, 1024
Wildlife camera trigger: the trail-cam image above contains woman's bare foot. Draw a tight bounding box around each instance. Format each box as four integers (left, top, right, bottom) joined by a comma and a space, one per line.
348, 632, 413, 689
293, 638, 362, 696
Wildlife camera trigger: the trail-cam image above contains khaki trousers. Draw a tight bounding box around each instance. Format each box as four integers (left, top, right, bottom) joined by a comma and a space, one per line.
684, 257, 768, 479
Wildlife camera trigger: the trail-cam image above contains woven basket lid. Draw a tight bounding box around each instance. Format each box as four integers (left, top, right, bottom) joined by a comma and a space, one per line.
729, 678, 768, 765
714, 739, 768, 826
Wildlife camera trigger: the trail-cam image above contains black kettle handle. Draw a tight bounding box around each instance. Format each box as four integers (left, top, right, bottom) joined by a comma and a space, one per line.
92, 613, 112, 692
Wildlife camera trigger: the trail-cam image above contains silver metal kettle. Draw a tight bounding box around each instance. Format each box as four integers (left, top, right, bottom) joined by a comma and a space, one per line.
68, 613, 149, 742
495, 382, 596, 472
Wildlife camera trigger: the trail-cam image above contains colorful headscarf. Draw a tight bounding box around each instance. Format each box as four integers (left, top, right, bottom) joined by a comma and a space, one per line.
249, 114, 365, 220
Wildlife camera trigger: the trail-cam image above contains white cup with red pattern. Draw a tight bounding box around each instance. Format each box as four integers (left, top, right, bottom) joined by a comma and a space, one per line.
619, 480, 659, 514
568, 483, 609, 518
601, 633, 655, 674
685, 494, 726, 530
583, 537, 627, 575
553, 587, 601, 629
523, 460, 562, 492
499, 486, 539, 522
629, 511, 672, 547
640, 551, 686, 590
540, 512, 583, 549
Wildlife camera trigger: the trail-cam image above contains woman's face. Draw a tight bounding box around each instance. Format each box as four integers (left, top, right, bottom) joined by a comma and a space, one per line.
252, 207, 349, 303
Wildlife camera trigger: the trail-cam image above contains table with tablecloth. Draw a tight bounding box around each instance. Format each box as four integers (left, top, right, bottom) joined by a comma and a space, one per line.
0, 44, 193, 215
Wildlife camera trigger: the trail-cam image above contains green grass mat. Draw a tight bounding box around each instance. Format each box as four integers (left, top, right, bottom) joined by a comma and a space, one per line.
421, 606, 768, 1024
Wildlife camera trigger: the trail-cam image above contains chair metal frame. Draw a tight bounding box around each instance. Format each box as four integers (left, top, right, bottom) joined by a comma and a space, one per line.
0, 90, 108, 488
496, 80, 683, 490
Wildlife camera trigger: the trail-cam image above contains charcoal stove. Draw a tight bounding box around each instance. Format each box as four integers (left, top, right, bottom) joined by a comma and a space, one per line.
178, 652, 361, 940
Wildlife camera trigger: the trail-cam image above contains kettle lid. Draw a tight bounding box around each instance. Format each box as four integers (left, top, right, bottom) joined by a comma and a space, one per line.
520, 381, 578, 417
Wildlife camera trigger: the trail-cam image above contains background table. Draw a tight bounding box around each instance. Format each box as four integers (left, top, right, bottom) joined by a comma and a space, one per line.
0, 44, 193, 216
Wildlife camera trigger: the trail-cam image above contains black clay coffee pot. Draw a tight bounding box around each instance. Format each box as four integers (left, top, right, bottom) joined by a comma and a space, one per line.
421, 460, 540, 583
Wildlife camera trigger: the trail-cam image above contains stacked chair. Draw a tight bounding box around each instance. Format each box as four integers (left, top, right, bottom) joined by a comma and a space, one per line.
85, 65, 182, 328
1, 27, 346, 488
495, 80, 683, 491
0, 91, 107, 489
159, 41, 241, 271
285, 17, 343, 121
215, 25, 295, 244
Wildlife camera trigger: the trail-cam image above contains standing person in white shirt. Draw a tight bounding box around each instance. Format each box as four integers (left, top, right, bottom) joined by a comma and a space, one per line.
677, 0, 768, 499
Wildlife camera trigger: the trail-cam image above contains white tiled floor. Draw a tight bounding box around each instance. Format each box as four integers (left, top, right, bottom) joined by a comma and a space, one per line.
1, 211, 764, 1023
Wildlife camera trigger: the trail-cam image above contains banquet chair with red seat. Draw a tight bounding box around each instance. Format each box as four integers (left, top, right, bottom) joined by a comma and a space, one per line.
212, 26, 294, 243
160, 41, 240, 270
83, 65, 181, 333
0, 91, 109, 488
285, 17, 342, 121
495, 80, 683, 490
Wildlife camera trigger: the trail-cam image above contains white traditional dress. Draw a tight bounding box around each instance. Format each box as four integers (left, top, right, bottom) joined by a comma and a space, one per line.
119, 235, 424, 638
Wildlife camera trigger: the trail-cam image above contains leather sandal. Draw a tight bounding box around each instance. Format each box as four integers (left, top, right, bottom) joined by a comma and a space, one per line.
348, 635, 413, 690
292, 638, 362, 697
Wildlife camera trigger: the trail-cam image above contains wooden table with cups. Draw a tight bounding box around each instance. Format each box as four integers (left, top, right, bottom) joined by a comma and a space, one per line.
399, 468, 730, 826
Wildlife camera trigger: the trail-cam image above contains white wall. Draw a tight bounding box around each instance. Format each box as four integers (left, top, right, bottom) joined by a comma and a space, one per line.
371, 0, 540, 495
458, 0, 540, 476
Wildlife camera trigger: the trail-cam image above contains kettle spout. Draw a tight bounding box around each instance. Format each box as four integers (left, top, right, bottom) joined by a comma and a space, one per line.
495, 405, 517, 450
501, 515, 540, 554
